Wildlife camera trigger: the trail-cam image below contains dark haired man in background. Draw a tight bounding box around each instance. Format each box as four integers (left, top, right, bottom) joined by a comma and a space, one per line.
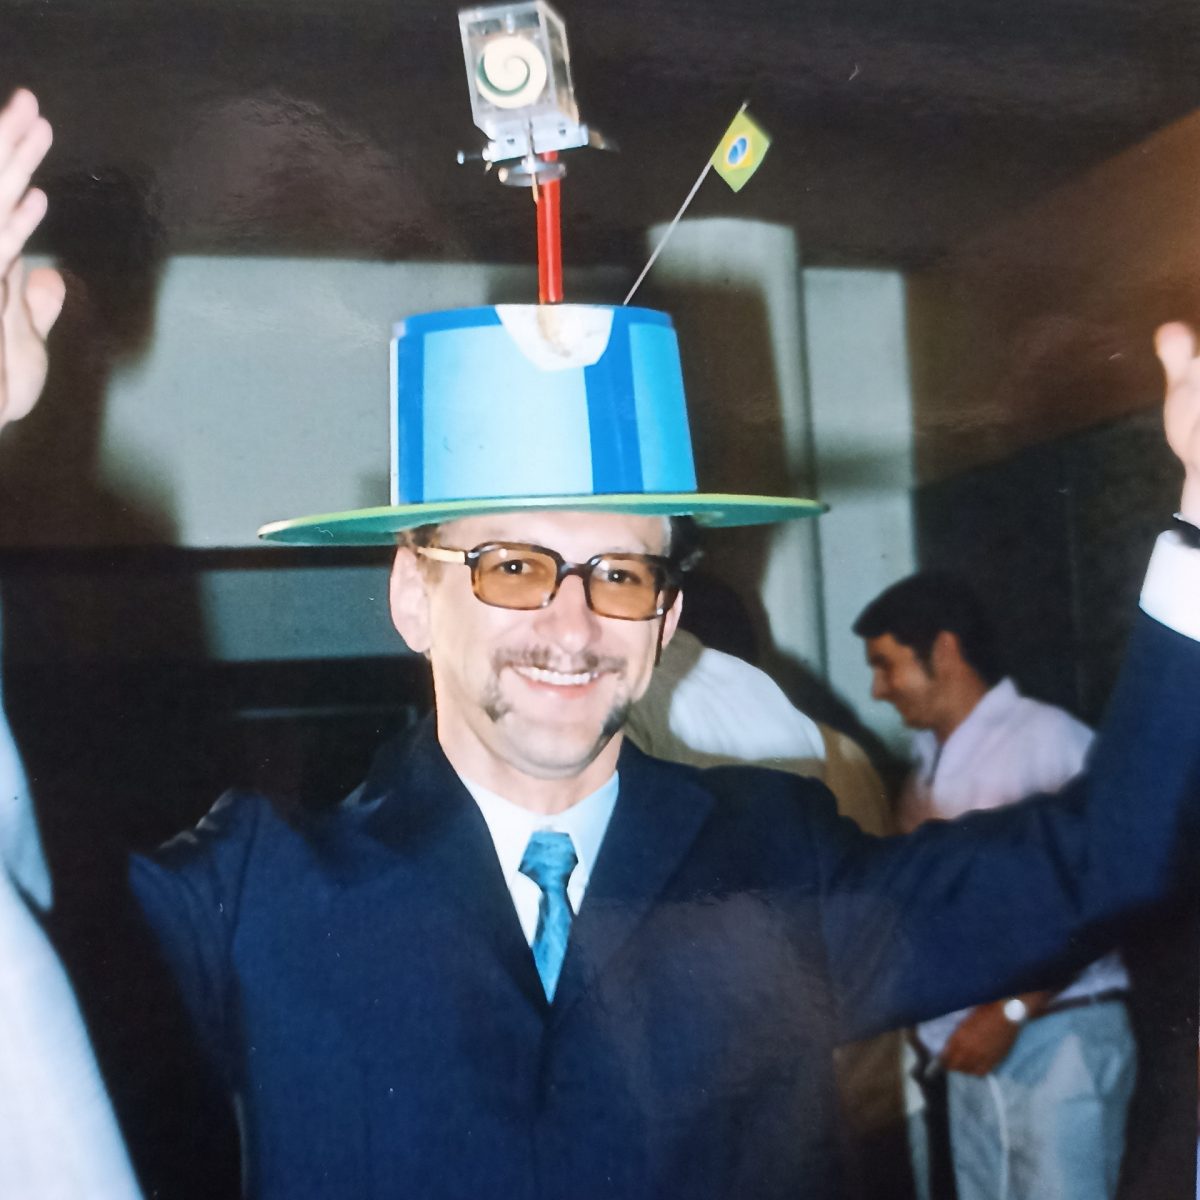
855, 574, 1134, 1200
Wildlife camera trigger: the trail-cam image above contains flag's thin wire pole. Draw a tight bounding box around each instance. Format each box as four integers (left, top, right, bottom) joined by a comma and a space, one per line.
622, 101, 748, 307
622, 162, 712, 306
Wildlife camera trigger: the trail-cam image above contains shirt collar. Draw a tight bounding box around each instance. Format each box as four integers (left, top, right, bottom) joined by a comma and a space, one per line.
913, 677, 1020, 775
459, 770, 619, 887
962, 677, 1020, 730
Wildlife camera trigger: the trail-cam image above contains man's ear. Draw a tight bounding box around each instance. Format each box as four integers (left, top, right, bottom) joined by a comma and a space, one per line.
930, 629, 962, 675
664, 589, 684, 646
658, 589, 684, 655
389, 547, 432, 655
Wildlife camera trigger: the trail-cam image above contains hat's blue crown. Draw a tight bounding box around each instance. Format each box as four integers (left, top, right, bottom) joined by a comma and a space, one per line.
258, 303, 823, 544
391, 305, 697, 506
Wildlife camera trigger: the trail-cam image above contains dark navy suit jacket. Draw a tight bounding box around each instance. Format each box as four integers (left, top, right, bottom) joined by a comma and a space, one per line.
130, 613, 1200, 1200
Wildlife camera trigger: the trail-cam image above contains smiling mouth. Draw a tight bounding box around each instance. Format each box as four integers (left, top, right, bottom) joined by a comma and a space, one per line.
511, 665, 600, 688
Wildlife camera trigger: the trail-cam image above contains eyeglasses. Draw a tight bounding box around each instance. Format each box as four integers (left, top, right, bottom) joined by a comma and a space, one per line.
416, 541, 681, 621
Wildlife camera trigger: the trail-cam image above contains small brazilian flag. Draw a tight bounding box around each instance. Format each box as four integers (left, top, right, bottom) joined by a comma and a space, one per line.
710, 108, 772, 193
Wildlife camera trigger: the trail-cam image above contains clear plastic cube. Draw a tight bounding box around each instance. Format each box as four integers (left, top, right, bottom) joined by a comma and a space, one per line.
458, 2, 588, 162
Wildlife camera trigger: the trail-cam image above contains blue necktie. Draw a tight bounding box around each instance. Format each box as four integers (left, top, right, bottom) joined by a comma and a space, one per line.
519, 831, 578, 1002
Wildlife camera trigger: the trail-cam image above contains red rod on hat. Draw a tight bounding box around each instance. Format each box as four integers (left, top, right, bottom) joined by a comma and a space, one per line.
537, 151, 563, 304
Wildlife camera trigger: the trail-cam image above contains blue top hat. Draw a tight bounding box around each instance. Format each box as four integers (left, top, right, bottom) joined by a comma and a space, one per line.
258, 303, 824, 545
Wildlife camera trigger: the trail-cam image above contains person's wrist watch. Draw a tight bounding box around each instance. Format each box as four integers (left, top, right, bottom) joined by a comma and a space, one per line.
1002, 997, 1030, 1024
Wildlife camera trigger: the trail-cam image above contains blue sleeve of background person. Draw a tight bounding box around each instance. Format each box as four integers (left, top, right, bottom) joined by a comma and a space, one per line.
817, 611, 1200, 1041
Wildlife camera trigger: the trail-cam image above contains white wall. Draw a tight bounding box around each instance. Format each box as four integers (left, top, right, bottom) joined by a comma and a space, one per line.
105, 258, 584, 547
10, 256, 626, 549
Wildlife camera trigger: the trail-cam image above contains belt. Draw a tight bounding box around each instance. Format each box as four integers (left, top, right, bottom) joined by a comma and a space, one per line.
1032, 989, 1128, 1020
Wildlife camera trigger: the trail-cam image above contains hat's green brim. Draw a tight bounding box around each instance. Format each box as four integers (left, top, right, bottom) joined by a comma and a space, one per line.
258, 493, 827, 546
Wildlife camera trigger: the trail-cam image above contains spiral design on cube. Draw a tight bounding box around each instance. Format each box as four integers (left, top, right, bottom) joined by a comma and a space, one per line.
476, 35, 549, 109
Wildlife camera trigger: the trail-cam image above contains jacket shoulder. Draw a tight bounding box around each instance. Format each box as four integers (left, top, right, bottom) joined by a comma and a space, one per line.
623, 740, 844, 840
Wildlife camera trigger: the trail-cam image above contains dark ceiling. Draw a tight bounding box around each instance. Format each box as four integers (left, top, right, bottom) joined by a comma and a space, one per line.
8, 0, 1200, 272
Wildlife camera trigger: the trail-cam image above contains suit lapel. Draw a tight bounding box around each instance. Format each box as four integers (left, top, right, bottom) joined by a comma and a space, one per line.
551, 741, 714, 1022
324, 723, 715, 1023
332, 719, 548, 1015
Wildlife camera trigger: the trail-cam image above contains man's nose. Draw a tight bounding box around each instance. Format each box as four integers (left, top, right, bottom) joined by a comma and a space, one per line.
871, 673, 887, 701
535, 573, 600, 648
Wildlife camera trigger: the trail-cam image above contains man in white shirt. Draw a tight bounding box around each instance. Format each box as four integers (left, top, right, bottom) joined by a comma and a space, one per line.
854, 573, 1135, 1200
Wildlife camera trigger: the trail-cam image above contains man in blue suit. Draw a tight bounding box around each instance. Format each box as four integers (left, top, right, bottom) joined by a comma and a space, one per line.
129, 321, 1200, 1200
1, 87, 1200, 1200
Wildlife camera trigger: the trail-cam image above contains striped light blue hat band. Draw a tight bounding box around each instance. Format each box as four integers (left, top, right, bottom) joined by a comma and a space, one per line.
390, 304, 698, 505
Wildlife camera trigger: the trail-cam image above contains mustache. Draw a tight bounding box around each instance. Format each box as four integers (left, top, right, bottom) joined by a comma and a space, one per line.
492, 647, 626, 675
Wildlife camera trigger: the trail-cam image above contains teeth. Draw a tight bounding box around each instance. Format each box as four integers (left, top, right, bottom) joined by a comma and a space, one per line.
514, 666, 596, 687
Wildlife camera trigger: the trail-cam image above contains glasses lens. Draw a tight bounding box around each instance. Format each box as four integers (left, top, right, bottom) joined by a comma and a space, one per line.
587, 556, 669, 619
473, 544, 559, 609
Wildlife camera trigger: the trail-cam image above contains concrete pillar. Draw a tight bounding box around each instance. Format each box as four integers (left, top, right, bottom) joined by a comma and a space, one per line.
803, 268, 916, 752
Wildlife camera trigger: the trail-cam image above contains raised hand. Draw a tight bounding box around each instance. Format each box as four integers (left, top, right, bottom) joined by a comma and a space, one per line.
0, 88, 65, 431
1154, 321, 1200, 523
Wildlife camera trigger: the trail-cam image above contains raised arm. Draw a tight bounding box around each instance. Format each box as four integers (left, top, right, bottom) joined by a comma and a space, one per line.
0, 88, 141, 1199
825, 323, 1200, 1041
0, 86, 67, 891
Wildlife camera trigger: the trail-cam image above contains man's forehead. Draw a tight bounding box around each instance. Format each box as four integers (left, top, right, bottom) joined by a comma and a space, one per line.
436, 510, 672, 554
865, 633, 907, 663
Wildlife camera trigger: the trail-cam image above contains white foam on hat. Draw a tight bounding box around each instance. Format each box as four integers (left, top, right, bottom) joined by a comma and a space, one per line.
495, 304, 615, 372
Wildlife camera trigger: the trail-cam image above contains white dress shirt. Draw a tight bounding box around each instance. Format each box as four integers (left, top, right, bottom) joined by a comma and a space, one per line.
461, 771, 619, 945
626, 629, 827, 768
900, 678, 1094, 829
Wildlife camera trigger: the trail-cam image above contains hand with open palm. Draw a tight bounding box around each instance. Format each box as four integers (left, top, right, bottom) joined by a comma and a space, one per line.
0, 88, 65, 432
